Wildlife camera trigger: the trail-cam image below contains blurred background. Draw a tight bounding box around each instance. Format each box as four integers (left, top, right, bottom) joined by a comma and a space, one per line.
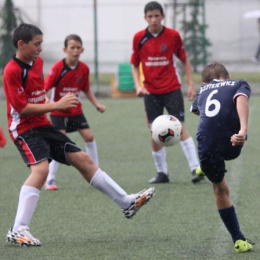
1, 0, 260, 95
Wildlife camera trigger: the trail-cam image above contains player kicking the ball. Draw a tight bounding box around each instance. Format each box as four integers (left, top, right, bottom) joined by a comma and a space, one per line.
3, 23, 155, 247
191, 62, 254, 253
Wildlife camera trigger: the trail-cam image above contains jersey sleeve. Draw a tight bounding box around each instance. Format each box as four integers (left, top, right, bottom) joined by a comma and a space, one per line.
190, 90, 200, 114
234, 80, 251, 101
44, 63, 61, 92
130, 33, 140, 66
4, 67, 29, 113
174, 31, 187, 61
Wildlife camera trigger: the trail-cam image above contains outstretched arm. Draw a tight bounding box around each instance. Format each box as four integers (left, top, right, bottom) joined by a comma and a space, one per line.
230, 95, 249, 146
132, 65, 150, 97
84, 89, 106, 113
20, 93, 79, 116
181, 58, 196, 101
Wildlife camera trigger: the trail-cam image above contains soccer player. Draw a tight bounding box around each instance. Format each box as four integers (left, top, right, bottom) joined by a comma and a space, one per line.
44, 34, 105, 190
190, 62, 254, 253
131, 1, 201, 184
0, 125, 7, 148
3, 23, 155, 247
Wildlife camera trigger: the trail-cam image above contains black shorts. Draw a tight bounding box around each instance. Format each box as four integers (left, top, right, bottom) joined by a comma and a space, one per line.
14, 126, 82, 166
197, 134, 243, 183
50, 114, 90, 133
143, 89, 185, 124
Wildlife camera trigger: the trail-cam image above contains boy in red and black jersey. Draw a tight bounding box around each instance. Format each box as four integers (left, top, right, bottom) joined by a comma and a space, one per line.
131, 1, 200, 184
44, 34, 105, 190
3, 23, 155, 247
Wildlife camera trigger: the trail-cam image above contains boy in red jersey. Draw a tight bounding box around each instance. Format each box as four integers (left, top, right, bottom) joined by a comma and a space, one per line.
44, 34, 105, 190
131, 1, 201, 184
4, 23, 155, 247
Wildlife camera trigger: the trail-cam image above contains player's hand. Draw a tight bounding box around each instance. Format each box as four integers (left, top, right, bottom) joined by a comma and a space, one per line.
96, 104, 106, 113
230, 130, 247, 146
187, 85, 196, 101
56, 93, 79, 110
136, 85, 150, 97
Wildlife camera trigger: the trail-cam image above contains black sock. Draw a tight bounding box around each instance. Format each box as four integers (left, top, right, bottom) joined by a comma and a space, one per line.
218, 205, 245, 243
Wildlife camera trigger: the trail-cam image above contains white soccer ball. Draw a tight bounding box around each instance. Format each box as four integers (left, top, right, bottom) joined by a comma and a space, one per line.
151, 115, 182, 147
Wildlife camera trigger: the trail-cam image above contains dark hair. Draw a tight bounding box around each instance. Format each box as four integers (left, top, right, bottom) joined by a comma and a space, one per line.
144, 1, 164, 15
64, 34, 82, 47
202, 62, 229, 83
12, 23, 43, 48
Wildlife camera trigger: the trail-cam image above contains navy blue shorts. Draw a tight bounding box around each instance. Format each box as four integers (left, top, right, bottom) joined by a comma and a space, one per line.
50, 114, 90, 133
197, 134, 243, 183
143, 89, 185, 124
14, 126, 82, 166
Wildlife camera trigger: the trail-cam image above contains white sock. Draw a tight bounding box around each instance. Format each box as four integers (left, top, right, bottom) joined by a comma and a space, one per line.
47, 160, 59, 182
90, 168, 133, 209
152, 147, 168, 174
180, 136, 199, 171
85, 140, 99, 166
13, 185, 40, 231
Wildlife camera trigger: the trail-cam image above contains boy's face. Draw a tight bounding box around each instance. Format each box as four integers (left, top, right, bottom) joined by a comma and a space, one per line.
64, 40, 84, 64
18, 34, 43, 63
145, 10, 164, 33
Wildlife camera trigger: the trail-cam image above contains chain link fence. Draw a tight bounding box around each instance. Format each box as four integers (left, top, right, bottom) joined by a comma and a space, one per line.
1, 0, 260, 96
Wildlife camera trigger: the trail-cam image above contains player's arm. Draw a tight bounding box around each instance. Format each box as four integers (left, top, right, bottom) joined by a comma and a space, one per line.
20, 93, 79, 116
181, 58, 196, 101
132, 65, 150, 97
230, 95, 249, 146
83, 89, 106, 113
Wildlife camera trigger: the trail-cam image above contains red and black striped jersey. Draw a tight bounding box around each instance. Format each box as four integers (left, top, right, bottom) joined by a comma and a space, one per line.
44, 59, 90, 117
3, 56, 51, 140
131, 26, 187, 94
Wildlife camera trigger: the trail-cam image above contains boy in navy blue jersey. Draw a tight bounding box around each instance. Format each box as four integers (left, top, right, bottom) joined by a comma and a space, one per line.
190, 62, 253, 253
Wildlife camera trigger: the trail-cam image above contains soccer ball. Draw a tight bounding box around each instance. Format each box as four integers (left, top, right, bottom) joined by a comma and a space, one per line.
151, 115, 182, 147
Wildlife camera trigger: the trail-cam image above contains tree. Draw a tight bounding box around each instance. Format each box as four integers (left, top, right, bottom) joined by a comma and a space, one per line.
0, 0, 21, 70
180, 0, 211, 72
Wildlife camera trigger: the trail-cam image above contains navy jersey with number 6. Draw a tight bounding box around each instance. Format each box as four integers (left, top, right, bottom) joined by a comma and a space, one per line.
191, 79, 251, 139
190, 80, 251, 163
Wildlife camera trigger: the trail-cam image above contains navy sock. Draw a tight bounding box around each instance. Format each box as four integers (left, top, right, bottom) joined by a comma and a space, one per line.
218, 205, 245, 243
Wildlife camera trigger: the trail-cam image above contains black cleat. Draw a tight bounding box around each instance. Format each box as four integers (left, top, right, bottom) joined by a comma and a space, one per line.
191, 169, 203, 183
149, 172, 169, 184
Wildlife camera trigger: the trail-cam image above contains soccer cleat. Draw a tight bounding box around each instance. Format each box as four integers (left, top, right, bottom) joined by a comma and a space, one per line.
234, 239, 254, 253
195, 166, 206, 178
44, 179, 58, 190
6, 226, 41, 246
191, 169, 203, 183
123, 187, 155, 219
0, 126, 6, 148
149, 172, 169, 184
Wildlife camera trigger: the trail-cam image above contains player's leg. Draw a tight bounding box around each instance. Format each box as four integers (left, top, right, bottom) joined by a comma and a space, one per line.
200, 157, 253, 253
6, 131, 53, 246
165, 90, 200, 183
179, 123, 201, 183
144, 94, 169, 183
68, 114, 99, 166
79, 128, 99, 166
45, 116, 67, 190
65, 150, 155, 218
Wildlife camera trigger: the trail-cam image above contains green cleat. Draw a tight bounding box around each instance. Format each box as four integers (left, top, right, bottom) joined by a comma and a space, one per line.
195, 165, 205, 177
234, 239, 254, 253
